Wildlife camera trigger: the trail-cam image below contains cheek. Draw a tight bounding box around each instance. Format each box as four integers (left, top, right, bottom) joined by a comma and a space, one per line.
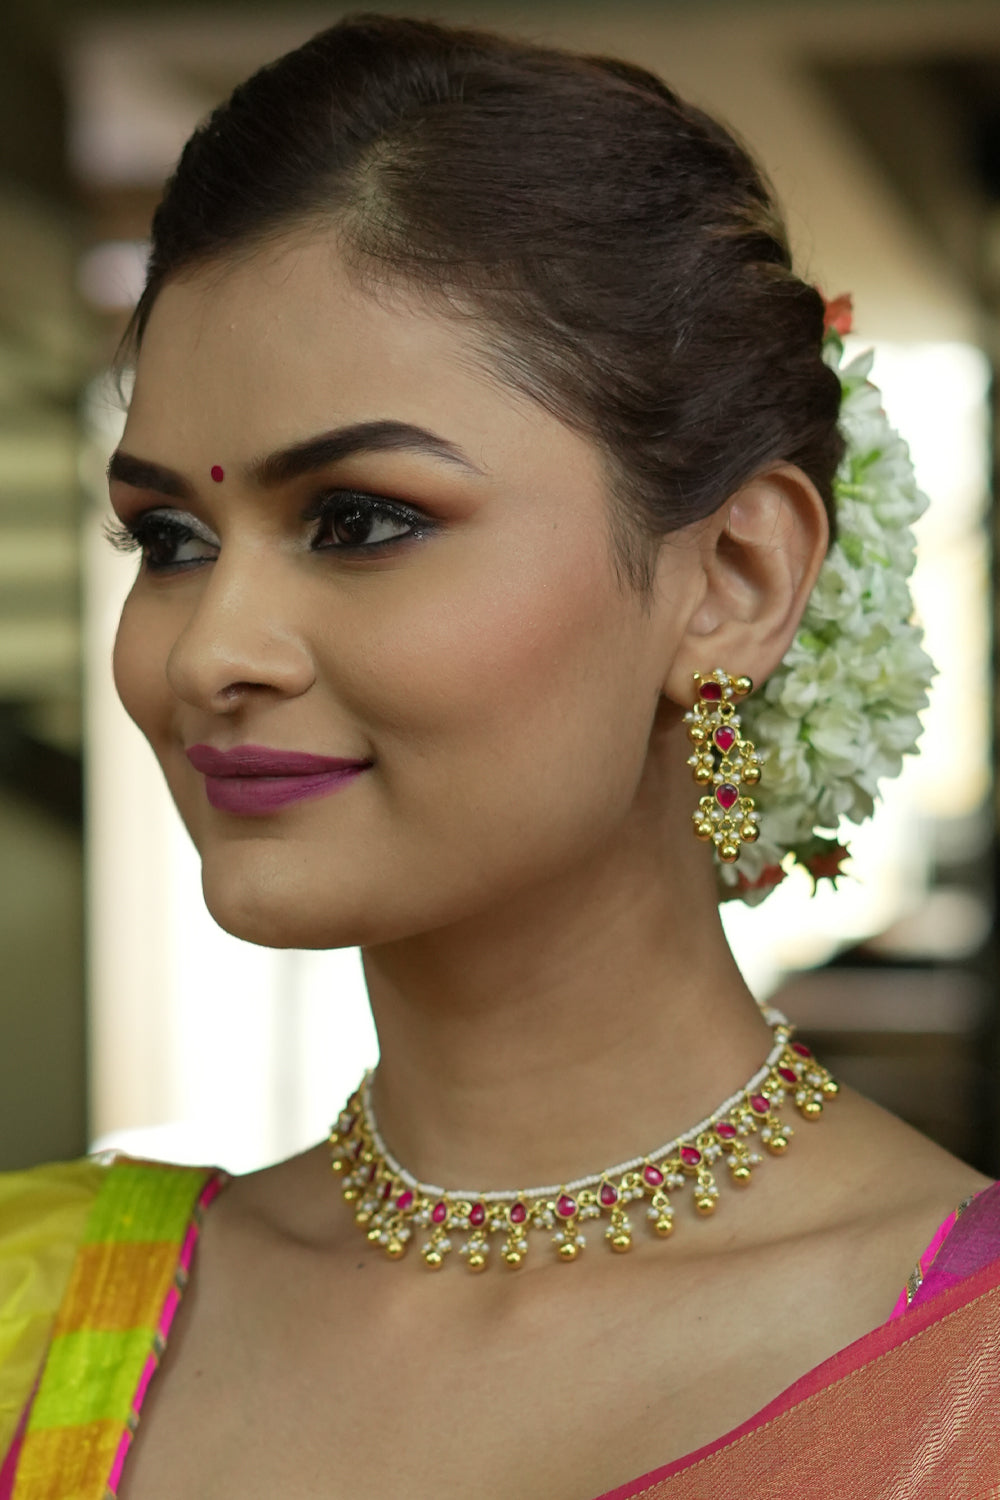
112, 592, 161, 734
113, 594, 187, 778
350, 546, 655, 837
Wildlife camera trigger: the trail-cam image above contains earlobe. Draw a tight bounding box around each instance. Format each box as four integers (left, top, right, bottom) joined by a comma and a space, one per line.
664, 464, 829, 703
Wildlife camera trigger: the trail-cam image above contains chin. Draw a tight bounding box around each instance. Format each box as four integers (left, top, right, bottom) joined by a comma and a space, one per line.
197, 849, 364, 950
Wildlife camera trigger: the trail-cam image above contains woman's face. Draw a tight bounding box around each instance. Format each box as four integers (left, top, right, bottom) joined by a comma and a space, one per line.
112, 236, 696, 948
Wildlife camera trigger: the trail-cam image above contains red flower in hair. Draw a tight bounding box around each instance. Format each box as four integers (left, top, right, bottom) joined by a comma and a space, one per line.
822, 293, 853, 337
720, 864, 787, 903
804, 843, 850, 887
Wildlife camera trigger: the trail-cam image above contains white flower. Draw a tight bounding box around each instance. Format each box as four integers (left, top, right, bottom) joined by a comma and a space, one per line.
728, 326, 936, 902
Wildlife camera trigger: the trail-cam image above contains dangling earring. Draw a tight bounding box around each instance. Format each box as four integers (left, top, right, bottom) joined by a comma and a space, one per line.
685, 670, 762, 863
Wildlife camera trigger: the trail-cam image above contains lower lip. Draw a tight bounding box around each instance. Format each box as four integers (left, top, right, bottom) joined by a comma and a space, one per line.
204, 766, 369, 815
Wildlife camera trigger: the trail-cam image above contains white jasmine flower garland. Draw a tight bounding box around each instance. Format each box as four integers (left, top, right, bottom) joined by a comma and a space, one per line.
720, 306, 936, 905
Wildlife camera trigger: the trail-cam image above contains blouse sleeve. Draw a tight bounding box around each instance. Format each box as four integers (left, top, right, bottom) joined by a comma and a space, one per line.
0, 1159, 105, 1457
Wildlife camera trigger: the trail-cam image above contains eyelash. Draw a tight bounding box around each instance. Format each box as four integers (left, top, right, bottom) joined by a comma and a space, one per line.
103, 491, 434, 573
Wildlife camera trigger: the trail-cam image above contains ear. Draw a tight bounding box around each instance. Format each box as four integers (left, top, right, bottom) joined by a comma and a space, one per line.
661, 464, 830, 703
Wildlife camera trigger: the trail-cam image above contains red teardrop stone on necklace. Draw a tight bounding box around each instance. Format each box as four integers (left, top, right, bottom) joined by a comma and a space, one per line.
599, 1182, 619, 1207
792, 1042, 812, 1058
431, 1201, 448, 1225
556, 1194, 578, 1219
716, 783, 739, 811
679, 1146, 702, 1167
396, 1189, 414, 1211
714, 725, 737, 753
778, 1066, 798, 1084
469, 1202, 487, 1228
381, 1181, 393, 1200
509, 1202, 527, 1224
750, 1094, 771, 1115
699, 681, 723, 701
715, 1121, 737, 1140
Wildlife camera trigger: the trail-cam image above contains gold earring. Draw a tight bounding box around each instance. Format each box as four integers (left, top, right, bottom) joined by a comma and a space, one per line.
686, 670, 762, 863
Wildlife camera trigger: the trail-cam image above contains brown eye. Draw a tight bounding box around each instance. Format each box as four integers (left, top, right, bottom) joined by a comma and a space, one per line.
314, 494, 426, 550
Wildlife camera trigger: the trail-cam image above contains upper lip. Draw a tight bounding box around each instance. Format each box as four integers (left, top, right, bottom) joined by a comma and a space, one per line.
186, 744, 372, 777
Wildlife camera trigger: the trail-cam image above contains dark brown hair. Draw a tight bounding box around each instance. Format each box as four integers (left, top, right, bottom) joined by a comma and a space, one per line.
123, 13, 843, 589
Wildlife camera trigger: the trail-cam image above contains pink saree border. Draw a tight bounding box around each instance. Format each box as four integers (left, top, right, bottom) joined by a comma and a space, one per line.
594, 1226, 1000, 1499
104, 1172, 225, 1496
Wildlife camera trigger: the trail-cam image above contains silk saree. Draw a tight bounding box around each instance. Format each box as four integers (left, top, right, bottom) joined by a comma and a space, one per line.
1, 1159, 998, 1500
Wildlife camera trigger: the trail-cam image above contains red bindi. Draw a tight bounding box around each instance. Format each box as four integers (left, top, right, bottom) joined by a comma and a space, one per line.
210, 465, 225, 483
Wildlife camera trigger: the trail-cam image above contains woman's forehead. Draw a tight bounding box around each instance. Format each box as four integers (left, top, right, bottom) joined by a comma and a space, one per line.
124, 237, 606, 498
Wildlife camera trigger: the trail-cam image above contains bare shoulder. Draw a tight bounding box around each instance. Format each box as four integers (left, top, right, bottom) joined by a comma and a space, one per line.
788, 1081, 993, 1311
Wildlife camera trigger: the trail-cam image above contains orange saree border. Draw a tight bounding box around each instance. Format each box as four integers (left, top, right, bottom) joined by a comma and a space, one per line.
598, 1251, 1000, 1499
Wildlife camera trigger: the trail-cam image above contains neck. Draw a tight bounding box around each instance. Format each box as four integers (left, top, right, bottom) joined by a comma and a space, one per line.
360, 817, 771, 1194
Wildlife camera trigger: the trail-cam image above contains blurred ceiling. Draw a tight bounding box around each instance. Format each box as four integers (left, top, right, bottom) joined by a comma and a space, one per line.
1, 0, 1000, 736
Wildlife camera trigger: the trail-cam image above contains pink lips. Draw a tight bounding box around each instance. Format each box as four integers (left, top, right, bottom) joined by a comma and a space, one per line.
186, 743, 372, 815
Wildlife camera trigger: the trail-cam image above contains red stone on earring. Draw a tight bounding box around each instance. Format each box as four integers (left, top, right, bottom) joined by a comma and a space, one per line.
699, 681, 723, 701
714, 725, 737, 753
716, 784, 739, 810
210, 465, 224, 482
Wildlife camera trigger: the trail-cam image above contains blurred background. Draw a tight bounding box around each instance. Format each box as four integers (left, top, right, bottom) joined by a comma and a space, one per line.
2, 0, 1000, 1174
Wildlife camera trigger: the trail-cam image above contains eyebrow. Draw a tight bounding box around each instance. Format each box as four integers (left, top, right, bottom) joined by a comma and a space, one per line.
107, 419, 482, 497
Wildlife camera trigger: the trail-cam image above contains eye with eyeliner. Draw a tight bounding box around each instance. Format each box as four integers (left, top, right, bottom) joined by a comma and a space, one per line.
103, 490, 437, 572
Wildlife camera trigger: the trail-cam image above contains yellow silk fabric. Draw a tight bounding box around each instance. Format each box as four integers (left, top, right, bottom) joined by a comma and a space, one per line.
0, 1161, 104, 1458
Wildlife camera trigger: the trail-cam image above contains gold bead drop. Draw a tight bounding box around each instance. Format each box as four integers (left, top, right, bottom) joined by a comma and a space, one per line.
720, 843, 740, 863
468, 1252, 488, 1272
654, 1216, 675, 1236
423, 1250, 444, 1270
802, 1100, 823, 1118
385, 1239, 405, 1259
766, 1135, 789, 1154
735, 676, 753, 695
558, 1242, 580, 1262
731, 1165, 752, 1183
503, 1250, 523, 1269
610, 1232, 632, 1253
694, 1198, 716, 1217
823, 1079, 840, 1097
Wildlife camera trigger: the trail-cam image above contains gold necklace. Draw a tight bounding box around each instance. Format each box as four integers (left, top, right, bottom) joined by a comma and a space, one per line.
329, 1007, 838, 1272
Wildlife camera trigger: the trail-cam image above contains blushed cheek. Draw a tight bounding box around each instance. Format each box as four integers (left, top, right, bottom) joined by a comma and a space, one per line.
360, 556, 645, 814
112, 601, 174, 760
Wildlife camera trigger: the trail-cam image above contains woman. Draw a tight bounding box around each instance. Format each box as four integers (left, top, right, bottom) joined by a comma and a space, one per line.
2, 14, 998, 1498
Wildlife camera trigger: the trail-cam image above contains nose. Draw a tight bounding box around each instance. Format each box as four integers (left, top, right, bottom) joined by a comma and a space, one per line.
165, 548, 316, 712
